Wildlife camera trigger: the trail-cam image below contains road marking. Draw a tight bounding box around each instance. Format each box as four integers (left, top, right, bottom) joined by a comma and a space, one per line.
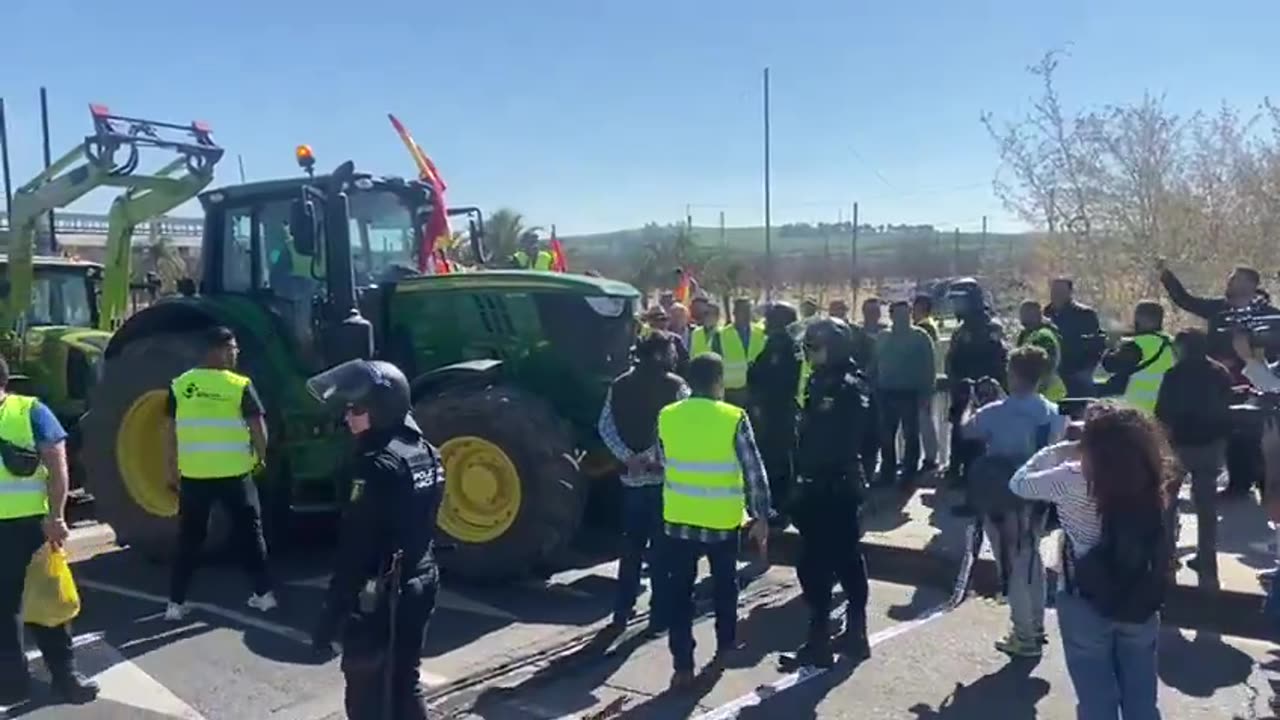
289, 575, 518, 621
79, 578, 312, 645
5, 632, 207, 720
689, 601, 952, 720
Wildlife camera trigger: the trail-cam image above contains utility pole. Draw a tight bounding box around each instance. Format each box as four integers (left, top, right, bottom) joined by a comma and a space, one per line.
981, 215, 988, 267
851, 202, 859, 305
822, 222, 831, 301
39, 87, 57, 253
685, 203, 692, 231
237, 154, 247, 183
763, 67, 773, 301
0, 98, 13, 220
952, 227, 960, 276
718, 210, 725, 247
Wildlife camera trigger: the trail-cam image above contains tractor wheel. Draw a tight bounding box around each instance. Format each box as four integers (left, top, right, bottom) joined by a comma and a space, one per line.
416, 385, 588, 582
80, 332, 232, 562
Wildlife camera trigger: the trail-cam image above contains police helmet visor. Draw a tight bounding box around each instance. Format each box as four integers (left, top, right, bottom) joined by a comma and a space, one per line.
305, 360, 381, 409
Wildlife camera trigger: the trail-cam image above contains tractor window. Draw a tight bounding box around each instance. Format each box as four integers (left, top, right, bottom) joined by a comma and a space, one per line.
221, 208, 256, 292
26, 271, 93, 328
219, 200, 307, 293
348, 191, 418, 286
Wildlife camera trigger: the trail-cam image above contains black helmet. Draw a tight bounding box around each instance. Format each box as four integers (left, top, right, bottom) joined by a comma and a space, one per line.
306, 359, 412, 431
764, 301, 798, 332
803, 317, 853, 365
947, 277, 986, 315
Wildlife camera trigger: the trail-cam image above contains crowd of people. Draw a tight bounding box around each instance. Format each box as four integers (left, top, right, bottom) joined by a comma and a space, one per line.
602, 259, 1280, 717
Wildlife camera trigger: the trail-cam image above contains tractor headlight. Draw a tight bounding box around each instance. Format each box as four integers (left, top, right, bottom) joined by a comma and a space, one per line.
584, 296, 628, 318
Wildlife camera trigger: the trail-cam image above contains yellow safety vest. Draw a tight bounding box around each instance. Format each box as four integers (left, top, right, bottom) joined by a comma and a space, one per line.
690, 326, 715, 358
514, 250, 553, 270
718, 325, 766, 390
797, 360, 812, 407
1022, 326, 1067, 402
0, 395, 49, 520
1122, 333, 1175, 415
658, 398, 746, 531
171, 368, 257, 479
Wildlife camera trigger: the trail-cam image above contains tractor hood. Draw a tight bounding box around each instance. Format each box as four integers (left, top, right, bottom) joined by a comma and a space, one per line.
393, 270, 639, 299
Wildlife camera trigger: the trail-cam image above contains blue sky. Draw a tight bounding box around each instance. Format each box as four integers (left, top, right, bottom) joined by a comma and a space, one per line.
2, 0, 1276, 235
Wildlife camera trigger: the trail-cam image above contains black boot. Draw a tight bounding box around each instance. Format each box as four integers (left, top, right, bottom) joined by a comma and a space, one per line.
839, 611, 871, 663
779, 620, 834, 671
50, 671, 98, 704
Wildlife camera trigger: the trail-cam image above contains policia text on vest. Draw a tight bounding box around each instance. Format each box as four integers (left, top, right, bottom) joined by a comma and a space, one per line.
0, 378, 101, 703
164, 347, 277, 619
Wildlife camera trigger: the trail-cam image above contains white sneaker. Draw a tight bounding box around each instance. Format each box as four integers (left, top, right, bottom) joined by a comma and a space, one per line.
247, 592, 278, 612
164, 602, 189, 621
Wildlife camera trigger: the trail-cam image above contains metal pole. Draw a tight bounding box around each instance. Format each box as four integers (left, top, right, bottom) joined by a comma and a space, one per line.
763, 67, 772, 302
719, 211, 725, 247
0, 98, 13, 221
40, 87, 57, 253
237, 154, 247, 183
981, 215, 988, 267
953, 227, 960, 276
851, 202, 859, 305
686, 204, 692, 231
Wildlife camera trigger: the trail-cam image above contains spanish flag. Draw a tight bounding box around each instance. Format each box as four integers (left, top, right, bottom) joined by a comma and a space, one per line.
549, 225, 568, 273
388, 113, 452, 274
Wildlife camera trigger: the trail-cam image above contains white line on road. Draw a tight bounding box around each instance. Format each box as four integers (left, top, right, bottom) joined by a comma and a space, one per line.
79, 578, 312, 645
289, 575, 518, 621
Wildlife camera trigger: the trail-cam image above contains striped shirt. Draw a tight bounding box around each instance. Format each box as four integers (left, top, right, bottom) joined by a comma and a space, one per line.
1009, 441, 1103, 556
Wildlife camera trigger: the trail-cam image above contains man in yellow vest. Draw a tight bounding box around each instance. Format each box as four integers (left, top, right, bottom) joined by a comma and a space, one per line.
689, 302, 721, 358
658, 353, 771, 689
715, 298, 766, 408
0, 357, 98, 704
1100, 301, 1174, 414
1016, 300, 1068, 402
164, 326, 276, 622
511, 232, 553, 270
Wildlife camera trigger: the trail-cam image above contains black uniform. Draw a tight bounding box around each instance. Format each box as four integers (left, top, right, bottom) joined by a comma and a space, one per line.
747, 330, 802, 516
945, 313, 1008, 482
314, 418, 444, 720
790, 358, 874, 663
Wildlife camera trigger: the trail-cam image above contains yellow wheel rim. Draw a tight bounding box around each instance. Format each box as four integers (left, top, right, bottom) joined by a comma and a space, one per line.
437, 436, 521, 544
117, 390, 178, 517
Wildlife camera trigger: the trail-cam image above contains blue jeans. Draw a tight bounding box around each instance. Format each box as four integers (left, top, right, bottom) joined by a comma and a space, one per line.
1056, 591, 1161, 720
663, 534, 739, 673
614, 485, 666, 625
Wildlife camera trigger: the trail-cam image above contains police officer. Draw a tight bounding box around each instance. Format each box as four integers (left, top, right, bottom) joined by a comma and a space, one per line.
944, 279, 1008, 492
166, 326, 276, 621
747, 302, 802, 523
781, 319, 874, 669
0, 356, 98, 705
306, 359, 444, 720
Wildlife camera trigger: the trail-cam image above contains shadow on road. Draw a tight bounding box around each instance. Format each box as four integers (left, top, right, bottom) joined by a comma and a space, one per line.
905, 657, 1049, 719
1159, 629, 1255, 697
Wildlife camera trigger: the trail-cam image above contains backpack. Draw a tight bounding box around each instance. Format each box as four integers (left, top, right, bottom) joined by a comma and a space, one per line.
965, 421, 1053, 516
1068, 511, 1169, 623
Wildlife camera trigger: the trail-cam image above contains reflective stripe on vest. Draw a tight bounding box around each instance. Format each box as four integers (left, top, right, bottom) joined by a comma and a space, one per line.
1122, 333, 1174, 415
0, 395, 49, 520
171, 368, 256, 479
718, 325, 766, 390
514, 250, 553, 270
690, 327, 714, 358
658, 398, 746, 531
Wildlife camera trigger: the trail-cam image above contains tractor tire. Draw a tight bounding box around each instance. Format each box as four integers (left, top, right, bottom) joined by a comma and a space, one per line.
416, 385, 588, 583
80, 332, 232, 562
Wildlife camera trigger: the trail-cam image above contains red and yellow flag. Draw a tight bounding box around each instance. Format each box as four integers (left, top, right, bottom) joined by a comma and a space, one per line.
549, 225, 568, 273
388, 113, 451, 274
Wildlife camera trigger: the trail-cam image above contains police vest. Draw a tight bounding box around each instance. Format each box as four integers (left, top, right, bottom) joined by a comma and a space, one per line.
171, 368, 257, 479
718, 325, 766, 390
1122, 333, 1175, 415
514, 250, 553, 270
1022, 326, 1067, 402
658, 398, 745, 531
0, 395, 49, 520
690, 326, 715, 357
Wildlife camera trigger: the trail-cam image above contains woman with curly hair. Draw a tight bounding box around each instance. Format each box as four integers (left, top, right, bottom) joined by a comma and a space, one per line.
1011, 402, 1173, 720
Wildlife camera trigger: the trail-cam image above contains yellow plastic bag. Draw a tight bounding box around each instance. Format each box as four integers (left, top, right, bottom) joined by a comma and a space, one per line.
21, 544, 81, 627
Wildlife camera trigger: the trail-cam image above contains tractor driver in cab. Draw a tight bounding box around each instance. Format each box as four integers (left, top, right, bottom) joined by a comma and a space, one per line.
266, 213, 322, 339
944, 278, 1008, 498
511, 231, 553, 271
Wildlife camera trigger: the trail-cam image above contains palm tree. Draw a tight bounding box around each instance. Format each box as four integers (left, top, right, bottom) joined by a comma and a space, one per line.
485, 208, 543, 266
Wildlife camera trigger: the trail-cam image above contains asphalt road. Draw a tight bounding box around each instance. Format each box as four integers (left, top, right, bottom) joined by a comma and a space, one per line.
4, 528, 1279, 720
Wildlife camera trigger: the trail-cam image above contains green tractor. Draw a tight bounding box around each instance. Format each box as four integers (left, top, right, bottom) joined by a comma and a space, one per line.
82, 158, 640, 581
0, 105, 221, 481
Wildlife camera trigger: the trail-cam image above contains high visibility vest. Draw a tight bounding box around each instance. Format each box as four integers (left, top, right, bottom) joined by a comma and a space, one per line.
1022, 325, 1067, 402
171, 368, 257, 479
718, 325, 766, 390
797, 359, 812, 407
690, 326, 715, 357
1122, 333, 1175, 415
514, 250, 553, 270
658, 398, 746, 531
0, 395, 49, 520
